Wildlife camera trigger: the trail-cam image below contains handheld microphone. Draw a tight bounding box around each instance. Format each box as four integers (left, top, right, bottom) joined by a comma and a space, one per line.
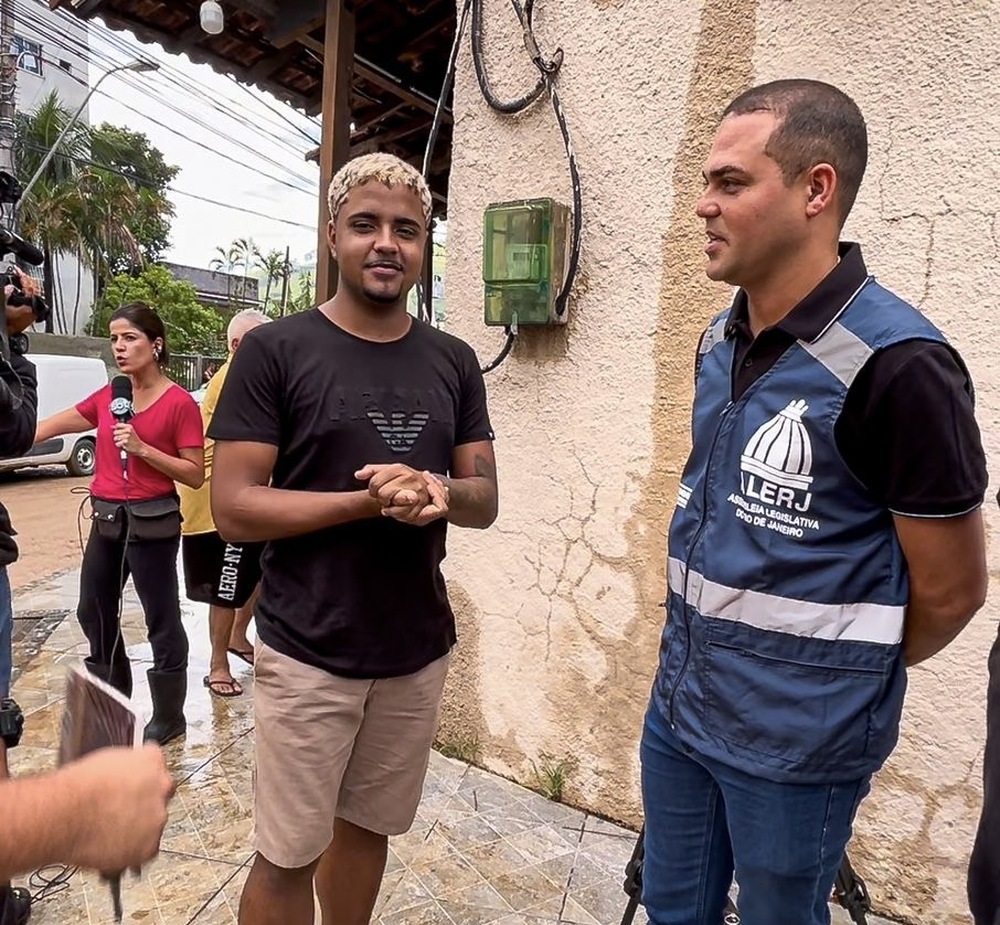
109, 376, 133, 477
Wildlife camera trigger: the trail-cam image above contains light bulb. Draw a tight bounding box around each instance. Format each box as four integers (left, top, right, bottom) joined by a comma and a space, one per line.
200, 1, 224, 35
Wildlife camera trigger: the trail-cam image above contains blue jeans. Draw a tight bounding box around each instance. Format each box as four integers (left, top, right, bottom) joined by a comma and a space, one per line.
0, 567, 11, 698
640, 704, 870, 925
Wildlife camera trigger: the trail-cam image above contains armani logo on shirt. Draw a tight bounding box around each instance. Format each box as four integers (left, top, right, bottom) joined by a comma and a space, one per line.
367, 409, 430, 454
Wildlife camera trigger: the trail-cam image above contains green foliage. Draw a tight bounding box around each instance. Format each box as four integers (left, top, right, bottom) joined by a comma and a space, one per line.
13, 92, 178, 331
88, 265, 225, 355
434, 735, 481, 763
89, 122, 178, 272
287, 270, 314, 314
530, 754, 576, 803
258, 247, 292, 311
210, 237, 265, 310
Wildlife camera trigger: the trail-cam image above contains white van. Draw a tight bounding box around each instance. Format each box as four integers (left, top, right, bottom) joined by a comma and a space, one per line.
0, 353, 109, 477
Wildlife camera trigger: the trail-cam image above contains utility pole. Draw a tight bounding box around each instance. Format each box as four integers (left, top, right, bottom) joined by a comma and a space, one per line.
279, 245, 290, 316
0, 0, 15, 184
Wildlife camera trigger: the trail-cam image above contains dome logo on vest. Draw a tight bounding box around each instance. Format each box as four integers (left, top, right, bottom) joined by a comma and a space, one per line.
727, 399, 820, 538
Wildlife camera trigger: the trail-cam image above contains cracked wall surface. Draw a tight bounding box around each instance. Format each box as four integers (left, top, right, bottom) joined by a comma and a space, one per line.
443, 1, 997, 922
752, 3, 1000, 922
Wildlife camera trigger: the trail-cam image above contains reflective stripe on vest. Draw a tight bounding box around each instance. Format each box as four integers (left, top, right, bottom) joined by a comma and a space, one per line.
667, 557, 904, 646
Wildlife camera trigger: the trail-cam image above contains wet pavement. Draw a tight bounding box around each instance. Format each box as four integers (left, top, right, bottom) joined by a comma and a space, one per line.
8, 567, 890, 925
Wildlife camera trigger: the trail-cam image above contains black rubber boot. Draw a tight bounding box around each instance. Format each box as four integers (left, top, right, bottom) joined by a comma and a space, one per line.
0, 886, 31, 925
83, 658, 133, 699
142, 669, 187, 745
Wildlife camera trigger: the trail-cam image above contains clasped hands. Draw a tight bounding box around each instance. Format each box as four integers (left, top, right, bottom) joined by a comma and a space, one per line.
355, 463, 449, 527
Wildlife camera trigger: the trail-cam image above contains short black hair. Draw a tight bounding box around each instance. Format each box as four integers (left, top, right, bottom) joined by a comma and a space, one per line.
723, 79, 868, 225
110, 301, 170, 366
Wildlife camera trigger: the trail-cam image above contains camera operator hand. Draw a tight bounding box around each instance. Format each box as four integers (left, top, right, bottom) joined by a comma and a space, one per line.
0, 744, 175, 880
4, 267, 41, 336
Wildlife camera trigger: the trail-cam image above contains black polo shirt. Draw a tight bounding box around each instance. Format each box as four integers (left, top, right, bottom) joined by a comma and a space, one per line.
714, 242, 986, 518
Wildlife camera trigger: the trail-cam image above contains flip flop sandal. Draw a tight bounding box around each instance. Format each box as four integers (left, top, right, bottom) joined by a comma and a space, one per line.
203, 676, 243, 698
227, 647, 254, 666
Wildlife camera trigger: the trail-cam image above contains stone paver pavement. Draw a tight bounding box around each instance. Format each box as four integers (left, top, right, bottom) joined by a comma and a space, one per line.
8, 567, 890, 924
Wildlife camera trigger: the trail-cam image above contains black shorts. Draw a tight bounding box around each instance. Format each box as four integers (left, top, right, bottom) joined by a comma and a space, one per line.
182, 532, 264, 609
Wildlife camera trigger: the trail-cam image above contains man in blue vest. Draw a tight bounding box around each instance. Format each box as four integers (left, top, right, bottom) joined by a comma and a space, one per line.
641, 78, 988, 925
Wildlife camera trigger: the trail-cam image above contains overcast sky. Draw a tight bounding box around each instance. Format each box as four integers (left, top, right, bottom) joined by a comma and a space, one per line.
85, 18, 324, 270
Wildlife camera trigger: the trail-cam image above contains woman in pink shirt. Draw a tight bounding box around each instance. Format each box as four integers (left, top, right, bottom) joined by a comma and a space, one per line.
35, 302, 204, 744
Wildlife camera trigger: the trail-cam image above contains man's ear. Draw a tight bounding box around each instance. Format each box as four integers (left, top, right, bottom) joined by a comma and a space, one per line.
805, 163, 838, 218
326, 220, 337, 260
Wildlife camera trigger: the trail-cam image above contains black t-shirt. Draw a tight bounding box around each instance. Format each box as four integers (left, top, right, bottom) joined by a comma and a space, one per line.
208, 310, 495, 679
716, 243, 986, 517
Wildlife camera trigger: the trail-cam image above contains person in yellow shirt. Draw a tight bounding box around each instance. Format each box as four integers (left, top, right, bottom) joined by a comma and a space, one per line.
179, 309, 270, 696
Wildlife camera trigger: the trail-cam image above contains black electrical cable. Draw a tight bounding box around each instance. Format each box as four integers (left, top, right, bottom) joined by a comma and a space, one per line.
480, 327, 516, 374
421, 0, 583, 372
469, 0, 582, 319
27, 864, 78, 903
470, 0, 553, 114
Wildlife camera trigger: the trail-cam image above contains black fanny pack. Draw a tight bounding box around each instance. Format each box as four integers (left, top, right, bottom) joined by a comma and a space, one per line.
90, 496, 181, 543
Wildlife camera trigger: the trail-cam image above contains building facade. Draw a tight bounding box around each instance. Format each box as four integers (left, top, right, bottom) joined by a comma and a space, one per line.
14, 0, 94, 334
442, 2, 999, 922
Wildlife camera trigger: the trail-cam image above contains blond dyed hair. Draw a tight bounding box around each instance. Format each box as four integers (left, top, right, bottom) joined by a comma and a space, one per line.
326, 153, 432, 228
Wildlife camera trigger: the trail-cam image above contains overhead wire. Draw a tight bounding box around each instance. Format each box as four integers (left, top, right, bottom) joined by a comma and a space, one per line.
9, 22, 320, 197
13, 16, 316, 188
77, 7, 323, 134
14, 18, 276, 152
16, 140, 317, 231
17, 0, 320, 151
11, 3, 320, 184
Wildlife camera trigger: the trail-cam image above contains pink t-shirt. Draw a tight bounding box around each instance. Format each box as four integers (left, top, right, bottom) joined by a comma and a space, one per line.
76, 383, 204, 502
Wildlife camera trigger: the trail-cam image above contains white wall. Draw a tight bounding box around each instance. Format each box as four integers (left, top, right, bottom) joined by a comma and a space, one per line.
443, 0, 1000, 920
14, 0, 94, 334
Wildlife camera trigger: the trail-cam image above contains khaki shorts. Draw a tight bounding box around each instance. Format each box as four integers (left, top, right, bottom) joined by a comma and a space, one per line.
252, 640, 450, 869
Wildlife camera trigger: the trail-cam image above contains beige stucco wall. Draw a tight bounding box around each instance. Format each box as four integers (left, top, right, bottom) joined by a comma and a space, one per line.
442, 2, 998, 922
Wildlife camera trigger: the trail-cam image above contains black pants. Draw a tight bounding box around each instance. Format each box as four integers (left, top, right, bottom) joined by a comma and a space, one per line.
970, 628, 1000, 925
76, 522, 189, 674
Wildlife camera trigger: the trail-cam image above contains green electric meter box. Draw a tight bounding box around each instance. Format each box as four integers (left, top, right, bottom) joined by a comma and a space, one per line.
482, 198, 571, 326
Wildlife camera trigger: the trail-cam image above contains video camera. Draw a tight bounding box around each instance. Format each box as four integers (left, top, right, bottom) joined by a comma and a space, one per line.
0, 171, 47, 361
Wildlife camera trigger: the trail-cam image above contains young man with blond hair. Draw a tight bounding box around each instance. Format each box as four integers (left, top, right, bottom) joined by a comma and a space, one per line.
209, 153, 498, 925
179, 308, 271, 697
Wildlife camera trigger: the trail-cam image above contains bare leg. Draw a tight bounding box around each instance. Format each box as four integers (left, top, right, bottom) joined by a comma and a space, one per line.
230, 584, 259, 655
207, 605, 240, 692
239, 853, 318, 925
314, 818, 388, 925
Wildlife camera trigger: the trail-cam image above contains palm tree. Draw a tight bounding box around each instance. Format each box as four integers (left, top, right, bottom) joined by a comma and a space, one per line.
14, 92, 92, 332
209, 245, 237, 306
258, 248, 291, 312
14, 92, 157, 333
229, 237, 258, 306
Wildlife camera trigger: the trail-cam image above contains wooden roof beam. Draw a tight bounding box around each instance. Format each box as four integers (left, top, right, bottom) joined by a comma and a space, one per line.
315, 0, 355, 303
351, 101, 411, 137
49, 0, 104, 11
353, 56, 450, 121
229, 0, 280, 17
267, 0, 325, 48
246, 42, 302, 81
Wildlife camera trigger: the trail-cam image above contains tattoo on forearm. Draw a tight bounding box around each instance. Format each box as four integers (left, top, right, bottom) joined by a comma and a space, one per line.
473, 453, 496, 481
